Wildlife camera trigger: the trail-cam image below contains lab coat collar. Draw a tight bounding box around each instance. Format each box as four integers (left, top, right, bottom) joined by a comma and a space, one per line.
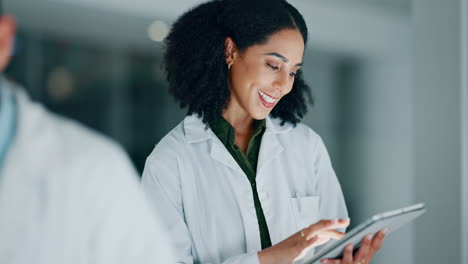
183, 114, 293, 144
264, 115, 293, 135
257, 117, 293, 173
183, 115, 243, 173
183, 114, 293, 174
183, 114, 212, 144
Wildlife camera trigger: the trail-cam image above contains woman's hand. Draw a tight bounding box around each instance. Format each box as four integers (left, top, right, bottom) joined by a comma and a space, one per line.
320, 229, 387, 264
258, 219, 350, 264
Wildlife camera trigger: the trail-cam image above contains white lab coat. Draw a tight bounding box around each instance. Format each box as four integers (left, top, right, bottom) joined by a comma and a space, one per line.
141, 114, 348, 264
0, 80, 175, 264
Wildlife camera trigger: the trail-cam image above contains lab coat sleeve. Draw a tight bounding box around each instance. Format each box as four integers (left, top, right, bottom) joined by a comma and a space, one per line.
141, 144, 194, 264
87, 145, 176, 264
141, 141, 261, 264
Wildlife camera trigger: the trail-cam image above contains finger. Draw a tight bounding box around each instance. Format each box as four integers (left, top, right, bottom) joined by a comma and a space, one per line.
368, 229, 387, 259
308, 219, 337, 232
301, 234, 320, 248
330, 219, 350, 230
342, 244, 354, 264
320, 259, 341, 264
331, 219, 350, 229
354, 233, 372, 261
307, 219, 350, 235
315, 229, 346, 241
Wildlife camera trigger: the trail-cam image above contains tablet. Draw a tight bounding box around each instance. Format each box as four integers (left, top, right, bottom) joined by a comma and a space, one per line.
302, 203, 426, 264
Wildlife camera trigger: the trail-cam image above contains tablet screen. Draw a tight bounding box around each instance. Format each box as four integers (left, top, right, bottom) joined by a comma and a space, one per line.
302, 203, 426, 264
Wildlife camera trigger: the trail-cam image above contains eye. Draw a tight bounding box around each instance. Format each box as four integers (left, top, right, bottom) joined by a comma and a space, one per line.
289, 72, 297, 78
267, 63, 279, 71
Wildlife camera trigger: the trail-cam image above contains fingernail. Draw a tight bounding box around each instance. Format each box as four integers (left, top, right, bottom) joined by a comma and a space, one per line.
346, 244, 353, 251
366, 234, 373, 240
383, 228, 389, 235
321, 259, 329, 264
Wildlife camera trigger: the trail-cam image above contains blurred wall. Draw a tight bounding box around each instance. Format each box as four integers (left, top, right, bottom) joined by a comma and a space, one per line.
299, 48, 414, 264
463, 2, 468, 263
412, 0, 467, 263
339, 56, 413, 264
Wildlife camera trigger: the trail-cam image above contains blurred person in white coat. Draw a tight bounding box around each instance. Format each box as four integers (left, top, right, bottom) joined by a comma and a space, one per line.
0, 4, 175, 264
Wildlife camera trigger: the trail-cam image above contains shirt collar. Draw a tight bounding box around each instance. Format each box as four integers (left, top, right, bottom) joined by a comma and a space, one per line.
209, 117, 266, 146
183, 114, 292, 144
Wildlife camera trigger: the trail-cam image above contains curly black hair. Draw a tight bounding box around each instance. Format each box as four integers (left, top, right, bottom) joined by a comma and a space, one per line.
164, 0, 313, 126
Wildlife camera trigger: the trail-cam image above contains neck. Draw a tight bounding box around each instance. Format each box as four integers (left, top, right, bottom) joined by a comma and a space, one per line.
222, 108, 254, 135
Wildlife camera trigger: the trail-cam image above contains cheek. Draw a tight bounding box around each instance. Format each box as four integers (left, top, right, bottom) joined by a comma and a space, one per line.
283, 82, 294, 95
250, 67, 276, 87
237, 67, 271, 92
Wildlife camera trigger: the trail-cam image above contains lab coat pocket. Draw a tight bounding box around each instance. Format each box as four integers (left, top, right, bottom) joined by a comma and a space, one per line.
290, 196, 320, 231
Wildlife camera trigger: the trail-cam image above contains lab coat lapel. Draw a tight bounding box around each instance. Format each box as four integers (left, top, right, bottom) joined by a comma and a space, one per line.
183, 115, 244, 174
210, 139, 244, 174
0, 86, 57, 257
2, 85, 55, 179
257, 117, 286, 174
257, 132, 283, 174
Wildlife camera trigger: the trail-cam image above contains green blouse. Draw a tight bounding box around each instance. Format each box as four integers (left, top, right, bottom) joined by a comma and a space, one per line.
209, 117, 272, 249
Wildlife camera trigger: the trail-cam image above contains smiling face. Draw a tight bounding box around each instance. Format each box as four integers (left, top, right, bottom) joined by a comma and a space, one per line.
224, 28, 305, 122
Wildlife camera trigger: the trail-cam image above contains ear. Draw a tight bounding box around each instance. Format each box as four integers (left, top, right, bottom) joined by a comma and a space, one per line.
224, 37, 238, 64
0, 15, 16, 72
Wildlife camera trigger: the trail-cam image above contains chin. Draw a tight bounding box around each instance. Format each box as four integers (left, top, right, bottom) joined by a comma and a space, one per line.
250, 110, 271, 120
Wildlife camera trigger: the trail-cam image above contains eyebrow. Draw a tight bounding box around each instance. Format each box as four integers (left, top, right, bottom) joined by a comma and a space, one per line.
264, 52, 303, 67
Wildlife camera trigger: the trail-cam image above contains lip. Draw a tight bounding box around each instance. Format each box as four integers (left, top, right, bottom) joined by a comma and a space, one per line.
258, 92, 275, 108
261, 90, 279, 100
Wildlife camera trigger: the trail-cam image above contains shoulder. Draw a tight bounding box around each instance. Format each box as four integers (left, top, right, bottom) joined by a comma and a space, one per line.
8, 84, 141, 215
146, 119, 187, 164
268, 116, 323, 150
14, 87, 136, 177
49, 111, 131, 168
57, 116, 132, 166
146, 114, 212, 162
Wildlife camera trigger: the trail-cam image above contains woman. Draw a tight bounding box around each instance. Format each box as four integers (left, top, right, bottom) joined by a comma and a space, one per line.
141, 0, 386, 263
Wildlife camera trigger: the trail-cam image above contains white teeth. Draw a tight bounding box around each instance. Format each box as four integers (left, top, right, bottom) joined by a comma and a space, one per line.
259, 91, 276, 104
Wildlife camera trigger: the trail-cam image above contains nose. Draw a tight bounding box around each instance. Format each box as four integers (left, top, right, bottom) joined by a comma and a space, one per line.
272, 72, 289, 95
